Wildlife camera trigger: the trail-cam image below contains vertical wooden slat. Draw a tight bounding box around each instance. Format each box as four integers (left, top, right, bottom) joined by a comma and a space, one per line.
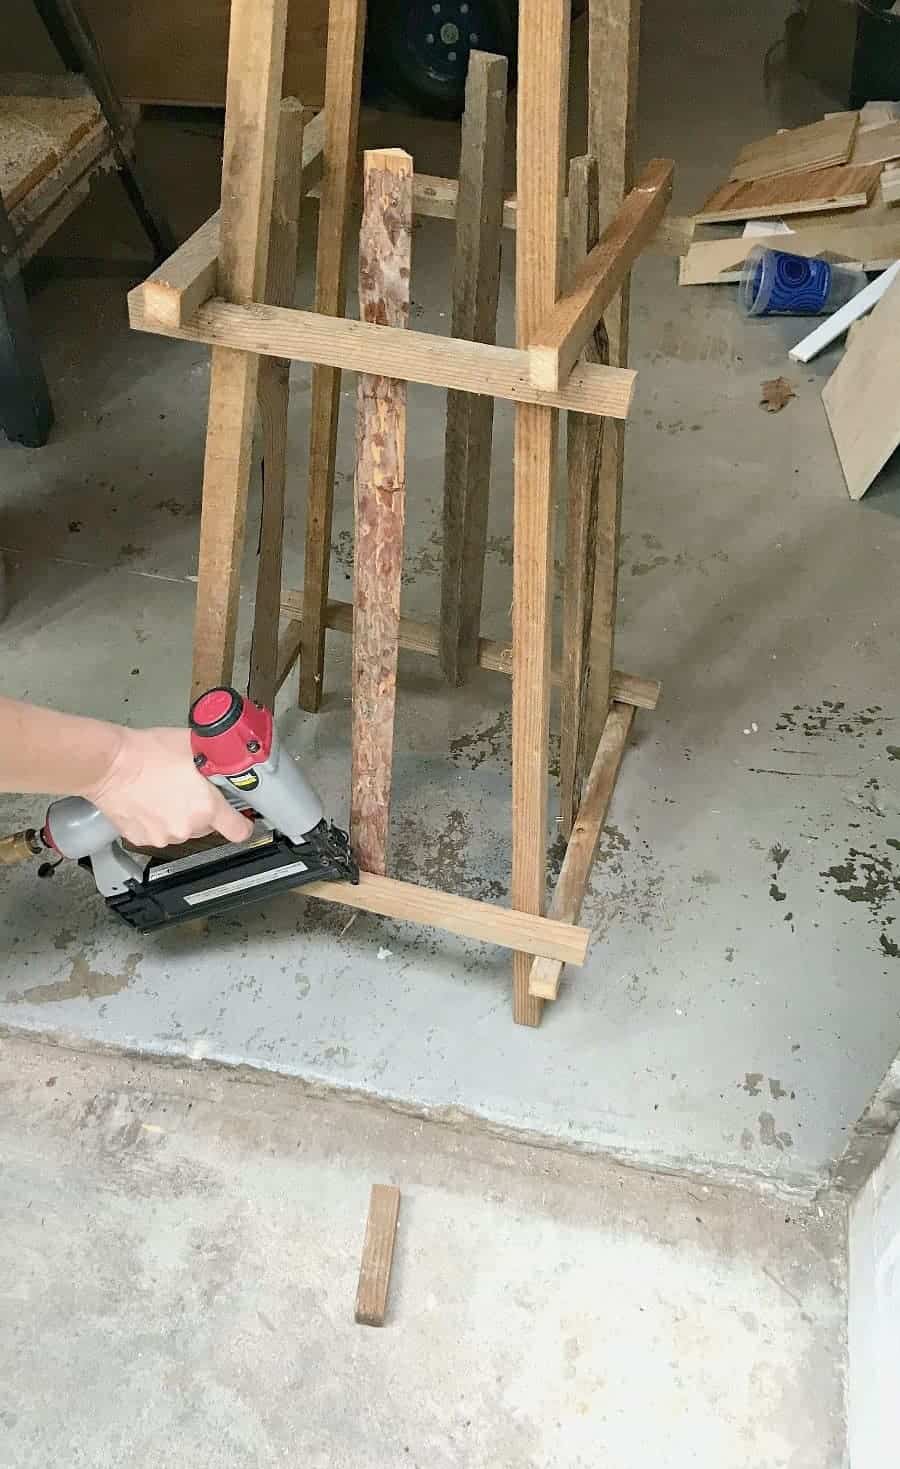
190, 0, 289, 697
558, 155, 609, 838
249, 98, 309, 707
298, 0, 368, 712
439, 50, 508, 685
350, 149, 413, 876
511, 0, 571, 1026
585, 0, 641, 749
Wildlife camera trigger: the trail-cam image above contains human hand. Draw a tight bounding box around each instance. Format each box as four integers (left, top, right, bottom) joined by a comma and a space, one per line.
81, 726, 254, 849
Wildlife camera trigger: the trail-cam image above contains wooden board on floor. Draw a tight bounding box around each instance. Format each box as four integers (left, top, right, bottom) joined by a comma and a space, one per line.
695, 163, 881, 224
350, 149, 412, 876
0, 94, 100, 210
822, 272, 900, 501
355, 1185, 401, 1327
729, 112, 858, 183
678, 220, 900, 284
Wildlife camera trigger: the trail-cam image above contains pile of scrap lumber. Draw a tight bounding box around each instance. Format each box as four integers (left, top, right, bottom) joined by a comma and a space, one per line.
680, 101, 900, 287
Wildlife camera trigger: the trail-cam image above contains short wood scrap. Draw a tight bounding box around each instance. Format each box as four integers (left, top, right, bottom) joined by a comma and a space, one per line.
822, 271, 900, 500
729, 112, 858, 184
350, 150, 413, 876
355, 1185, 401, 1327
439, 50, 508, 685
695, 163, 881, 225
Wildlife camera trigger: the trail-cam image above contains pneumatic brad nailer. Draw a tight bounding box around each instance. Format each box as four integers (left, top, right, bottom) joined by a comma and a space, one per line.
0, 687, 358, 931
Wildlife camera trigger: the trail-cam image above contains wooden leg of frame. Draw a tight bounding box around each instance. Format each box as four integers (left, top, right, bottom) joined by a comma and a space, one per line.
350, 150, 413, 876
439, 50, 508, 686
249, 100, 308, 707
511, 0, 571, 1027
530, 700, 635, 1001
558, 155, 608, 840
585, 0, 640, 753
190, 0, 289, 697
298, 0, 368, 713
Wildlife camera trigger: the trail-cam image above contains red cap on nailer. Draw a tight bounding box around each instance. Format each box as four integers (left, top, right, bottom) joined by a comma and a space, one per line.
189, 687, 272, 777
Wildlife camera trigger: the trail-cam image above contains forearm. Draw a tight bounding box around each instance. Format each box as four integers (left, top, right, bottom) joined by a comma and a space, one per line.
0, 697, 124, 798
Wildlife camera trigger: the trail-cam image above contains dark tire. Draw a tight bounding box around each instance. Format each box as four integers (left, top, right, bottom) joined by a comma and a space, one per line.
365, 0, 517, 118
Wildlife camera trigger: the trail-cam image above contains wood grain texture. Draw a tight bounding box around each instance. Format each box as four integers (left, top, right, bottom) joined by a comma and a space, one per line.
511, 0, 571, 1026
585, 0, 640, 761
695, 164, 880, 224
528, 158, 673, 391
439, 51, 508, 685
278, 590, 660, 709
678, 220, 900, 284
558, 156, 608, 840
299, 0, 368, 714
350, 150, 412, 876
851, 119, 900, 168
249, 101, 308, 708
355, 1185, 401, 1327
128, 293, 637, 419
190, 0, 289, 697
822, 272, 900, 500
729, 113, 858, 183
529, 701, 635, 999
294, 869, 591, 963
139, 111, 324, 331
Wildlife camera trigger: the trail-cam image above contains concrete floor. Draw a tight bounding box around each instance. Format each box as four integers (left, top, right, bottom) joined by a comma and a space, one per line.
1, 0, 900, 1201
0, 1032, 848, 1467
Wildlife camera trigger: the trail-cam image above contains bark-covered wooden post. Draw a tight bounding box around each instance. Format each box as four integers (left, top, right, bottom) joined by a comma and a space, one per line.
350, 149, 413, 875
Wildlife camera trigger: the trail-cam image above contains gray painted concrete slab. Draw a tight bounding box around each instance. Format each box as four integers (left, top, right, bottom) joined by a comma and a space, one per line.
1, 1, 899, 1192
0, 1033, 847, 1468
